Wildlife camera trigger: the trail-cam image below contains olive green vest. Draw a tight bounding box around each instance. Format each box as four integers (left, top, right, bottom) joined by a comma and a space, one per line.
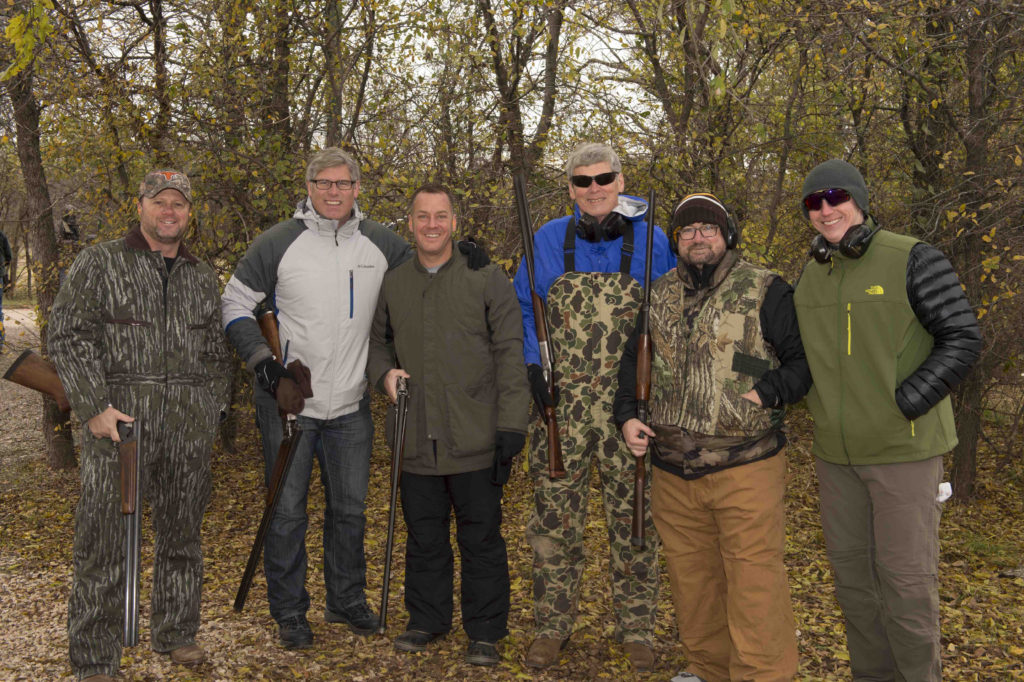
793, 229, 958, 465
650, 253, 780, 437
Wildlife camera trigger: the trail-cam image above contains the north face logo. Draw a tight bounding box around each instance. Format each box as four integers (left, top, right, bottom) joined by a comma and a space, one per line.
865, 285, 884, 295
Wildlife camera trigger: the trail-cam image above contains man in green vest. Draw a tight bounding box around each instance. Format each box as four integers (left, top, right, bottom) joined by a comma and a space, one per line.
615, 193, 811, 682
793, 160, 982, 681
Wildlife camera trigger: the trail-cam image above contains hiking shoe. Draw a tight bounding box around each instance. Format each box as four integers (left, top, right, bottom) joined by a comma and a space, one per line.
278, 615, 313, 649
466, 640, 499, 666
168, 644, 206, 666
670, 673, 707, 682
393, 629, 442, 653
325, 603, 379, 636
524, 636, 567, 668
623, 641, 654, 672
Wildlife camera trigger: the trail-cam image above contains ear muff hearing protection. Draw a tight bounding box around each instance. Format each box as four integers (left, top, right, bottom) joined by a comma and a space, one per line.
576, 211, 627, 242
810, 215, 879, 263
669, 193, 739, 255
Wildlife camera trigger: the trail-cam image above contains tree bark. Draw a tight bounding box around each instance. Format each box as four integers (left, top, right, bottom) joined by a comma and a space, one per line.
4, 62, 76, 469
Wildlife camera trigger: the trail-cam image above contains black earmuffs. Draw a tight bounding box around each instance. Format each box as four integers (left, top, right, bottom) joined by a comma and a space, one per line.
576, 211, 628, 242
810, 215, 879, 263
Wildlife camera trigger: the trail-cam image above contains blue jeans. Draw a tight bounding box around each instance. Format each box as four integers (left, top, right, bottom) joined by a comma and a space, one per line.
254, 388, 373, 623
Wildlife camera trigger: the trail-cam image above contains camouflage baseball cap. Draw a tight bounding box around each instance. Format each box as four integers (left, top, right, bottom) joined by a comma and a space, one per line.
139, 170, 192, 203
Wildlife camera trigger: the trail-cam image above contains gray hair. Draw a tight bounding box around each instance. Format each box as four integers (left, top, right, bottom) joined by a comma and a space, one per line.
306, 147, 361, 183
565, 142, 621, 178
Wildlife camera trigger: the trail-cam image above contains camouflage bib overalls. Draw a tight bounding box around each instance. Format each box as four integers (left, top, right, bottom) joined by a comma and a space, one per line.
526, 222, 659, 645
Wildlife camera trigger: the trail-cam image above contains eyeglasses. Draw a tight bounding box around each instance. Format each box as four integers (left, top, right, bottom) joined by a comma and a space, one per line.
570, 171, 619, 188
803, 188, 851, 211
676, 224, 720, 240
312, 178, 357, 191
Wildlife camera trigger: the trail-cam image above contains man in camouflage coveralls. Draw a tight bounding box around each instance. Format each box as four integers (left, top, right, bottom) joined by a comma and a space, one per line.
615, 193, 810, 682
49, 170, 229, 681
513, 143, 673, 671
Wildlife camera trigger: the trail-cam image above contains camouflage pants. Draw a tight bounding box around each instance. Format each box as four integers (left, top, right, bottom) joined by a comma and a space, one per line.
68, 384, 216, 679
526, 402, 659, 645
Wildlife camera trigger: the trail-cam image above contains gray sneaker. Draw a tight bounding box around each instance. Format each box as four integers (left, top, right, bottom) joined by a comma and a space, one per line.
671, 673, 707, 682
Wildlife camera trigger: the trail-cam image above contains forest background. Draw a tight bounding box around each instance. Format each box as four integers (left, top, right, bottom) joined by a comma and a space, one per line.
0, 0, 1022, 679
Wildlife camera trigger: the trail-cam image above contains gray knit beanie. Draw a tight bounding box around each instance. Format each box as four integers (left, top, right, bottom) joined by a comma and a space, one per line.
800, 159, 869, 218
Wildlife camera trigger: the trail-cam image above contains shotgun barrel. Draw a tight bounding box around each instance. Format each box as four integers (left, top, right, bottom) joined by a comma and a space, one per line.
378, 376, 410, 634
631, 190, 657, 549
119, 420, 142, 646
514, 173, 566, 480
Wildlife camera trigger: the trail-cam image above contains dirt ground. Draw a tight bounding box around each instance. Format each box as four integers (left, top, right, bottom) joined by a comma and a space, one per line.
2, 307, 1022, 681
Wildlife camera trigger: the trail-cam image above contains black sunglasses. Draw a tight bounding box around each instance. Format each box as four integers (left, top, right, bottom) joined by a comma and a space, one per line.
803, 188, 852, 211
570, 171, 619, 188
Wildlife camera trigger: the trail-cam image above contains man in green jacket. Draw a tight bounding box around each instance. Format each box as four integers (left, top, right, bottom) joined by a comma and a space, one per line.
793, 159, 982, 682
368, 183, 529, 667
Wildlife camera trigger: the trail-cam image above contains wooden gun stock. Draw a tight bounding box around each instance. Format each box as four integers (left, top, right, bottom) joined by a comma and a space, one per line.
3, 350, 71, 412
257, 307, 283, 362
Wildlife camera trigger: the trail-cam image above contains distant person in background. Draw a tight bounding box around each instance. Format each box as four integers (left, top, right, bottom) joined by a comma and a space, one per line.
0, 227, 14, 346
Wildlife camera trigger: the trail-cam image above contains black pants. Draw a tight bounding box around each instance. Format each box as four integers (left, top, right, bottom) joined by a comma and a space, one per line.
400, 467, 510, 643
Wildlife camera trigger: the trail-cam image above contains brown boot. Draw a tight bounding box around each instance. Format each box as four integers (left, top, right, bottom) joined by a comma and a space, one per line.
525, 636, 567, 669
168, 643, 206, 666
624, 641, 654, 672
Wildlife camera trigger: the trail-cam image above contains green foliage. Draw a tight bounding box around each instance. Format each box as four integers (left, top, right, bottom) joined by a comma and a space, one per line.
0, 0, 54, 80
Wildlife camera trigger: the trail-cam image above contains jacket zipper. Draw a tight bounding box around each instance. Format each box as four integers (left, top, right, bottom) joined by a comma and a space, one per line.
847, 302, 852, 355
349, 269, 354, 319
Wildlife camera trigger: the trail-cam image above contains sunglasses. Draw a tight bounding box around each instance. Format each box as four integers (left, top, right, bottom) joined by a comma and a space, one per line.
803, 188, 852, 211
570, 171, 619, 188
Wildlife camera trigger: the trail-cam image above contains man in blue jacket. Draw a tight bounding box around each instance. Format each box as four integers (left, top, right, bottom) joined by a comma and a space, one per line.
514, 142, 673, 672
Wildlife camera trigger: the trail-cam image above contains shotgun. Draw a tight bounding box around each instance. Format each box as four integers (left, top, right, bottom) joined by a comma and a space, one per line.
3, 349, 71, 411
631, 190, 657, 550
234, 305, 303, 612
514, 173, 566, 480
378, 375, 409, 634
118, 420, 142, 646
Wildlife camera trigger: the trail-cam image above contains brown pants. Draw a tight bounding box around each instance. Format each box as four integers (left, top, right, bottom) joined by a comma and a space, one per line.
816, 455, 943, 682
652, 453, 797, 682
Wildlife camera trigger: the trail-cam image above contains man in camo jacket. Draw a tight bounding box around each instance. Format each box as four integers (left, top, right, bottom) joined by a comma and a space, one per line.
513, 142, 673, 672
615, 193, 811, 682
49, 170, 230, 681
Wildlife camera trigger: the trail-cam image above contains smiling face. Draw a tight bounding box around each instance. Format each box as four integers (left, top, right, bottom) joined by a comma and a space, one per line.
137, 189, 190, 256
677, 222, 727, 267
568, 161, 624, 222
409, 190, 455, 268
808, 191, 866, 244
308, 164, 359, 221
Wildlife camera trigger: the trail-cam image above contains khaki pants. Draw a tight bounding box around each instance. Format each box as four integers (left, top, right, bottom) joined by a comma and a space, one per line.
816, 455, 943, 682
652, 453, 797, 682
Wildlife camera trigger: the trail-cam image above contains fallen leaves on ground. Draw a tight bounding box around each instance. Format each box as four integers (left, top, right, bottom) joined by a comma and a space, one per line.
2, 344, 1023, 680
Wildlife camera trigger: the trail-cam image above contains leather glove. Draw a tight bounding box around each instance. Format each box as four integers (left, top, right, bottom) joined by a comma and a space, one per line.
254, 358, 306, 415
491, 430, 527, 485
457, 238, 490, 270
527, 363, 558, 413
287, 360, 314, 398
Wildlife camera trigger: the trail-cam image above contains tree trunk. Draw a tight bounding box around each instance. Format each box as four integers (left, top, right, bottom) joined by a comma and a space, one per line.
4, 61, 77, 469
951, 368, 984, 502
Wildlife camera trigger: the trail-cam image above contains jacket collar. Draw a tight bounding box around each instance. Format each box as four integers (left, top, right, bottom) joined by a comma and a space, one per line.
412, 239, 458, 273
124, 225, 198, 263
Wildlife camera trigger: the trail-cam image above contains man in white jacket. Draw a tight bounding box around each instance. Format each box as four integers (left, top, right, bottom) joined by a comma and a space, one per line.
222, 148, 412, 649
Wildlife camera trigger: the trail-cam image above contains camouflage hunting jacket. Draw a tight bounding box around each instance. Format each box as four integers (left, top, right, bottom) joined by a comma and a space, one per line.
48, 226, 230, 422
615, 250, 811, 479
